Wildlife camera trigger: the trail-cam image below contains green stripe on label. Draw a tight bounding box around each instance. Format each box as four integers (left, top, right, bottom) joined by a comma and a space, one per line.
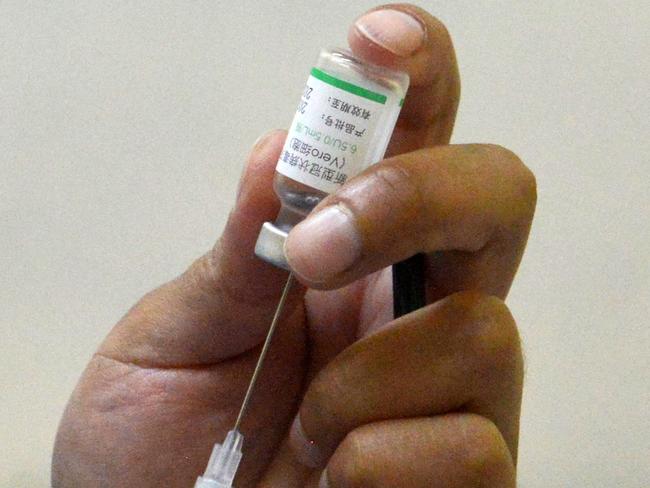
310, 67, 387, 104
399, 98, 404, 107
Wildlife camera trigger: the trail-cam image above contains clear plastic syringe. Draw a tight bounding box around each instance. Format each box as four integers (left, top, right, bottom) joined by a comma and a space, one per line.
195, 48, 408, 488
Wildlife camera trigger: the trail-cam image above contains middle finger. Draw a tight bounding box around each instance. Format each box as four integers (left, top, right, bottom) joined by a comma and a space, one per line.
284, 144, 536, 299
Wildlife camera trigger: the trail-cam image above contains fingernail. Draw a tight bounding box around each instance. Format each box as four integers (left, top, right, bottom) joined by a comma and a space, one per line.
319, 469, 330, 488
355, 9, 425, 57
289, 415, 326, 469
251, 131, 270, 149
285, 205, 361, 283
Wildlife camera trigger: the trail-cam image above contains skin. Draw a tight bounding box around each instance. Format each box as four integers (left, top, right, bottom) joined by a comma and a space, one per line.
52, 4, 536, 487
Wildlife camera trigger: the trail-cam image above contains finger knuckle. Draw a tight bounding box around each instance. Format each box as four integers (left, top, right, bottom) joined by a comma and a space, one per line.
445, 292, 522, 374
371, 162, 421, 211
330, 158, 425, 244
459, 415, 516, 485
485, 144, 537, 220
341, 161, 423, 237
475, 295, 522, 373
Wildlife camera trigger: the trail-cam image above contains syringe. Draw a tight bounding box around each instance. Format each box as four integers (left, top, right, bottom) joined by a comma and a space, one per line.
194, 274, 295, 488
195, 47, 409, 487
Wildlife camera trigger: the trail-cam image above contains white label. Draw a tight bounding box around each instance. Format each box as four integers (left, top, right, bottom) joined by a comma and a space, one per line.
276, 68, 391, 194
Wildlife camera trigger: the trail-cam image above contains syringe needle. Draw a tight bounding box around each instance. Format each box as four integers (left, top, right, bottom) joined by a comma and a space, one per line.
233, 273, 295, 431
194, 275, 294, 487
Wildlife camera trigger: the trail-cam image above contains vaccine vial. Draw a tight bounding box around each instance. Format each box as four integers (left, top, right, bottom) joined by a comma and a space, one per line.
255, 47, 409, 269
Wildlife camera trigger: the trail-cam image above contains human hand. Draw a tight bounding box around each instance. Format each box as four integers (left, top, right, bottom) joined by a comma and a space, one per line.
53, 4, 535, 487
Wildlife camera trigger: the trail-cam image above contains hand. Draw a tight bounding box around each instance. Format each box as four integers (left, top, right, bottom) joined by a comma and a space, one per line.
52, 4, 535, 487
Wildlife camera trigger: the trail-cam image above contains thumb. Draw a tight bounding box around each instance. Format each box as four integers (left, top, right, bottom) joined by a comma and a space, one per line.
99, 129, 301, 367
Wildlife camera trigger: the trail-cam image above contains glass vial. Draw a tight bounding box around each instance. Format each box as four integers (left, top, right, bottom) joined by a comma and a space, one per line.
255, 47, 409, 269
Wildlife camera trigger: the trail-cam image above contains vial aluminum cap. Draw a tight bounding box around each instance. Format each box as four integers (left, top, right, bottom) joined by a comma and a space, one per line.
254, 222, 290, 270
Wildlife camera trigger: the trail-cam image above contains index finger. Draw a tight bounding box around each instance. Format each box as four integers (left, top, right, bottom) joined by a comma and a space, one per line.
349, 4, 461, 154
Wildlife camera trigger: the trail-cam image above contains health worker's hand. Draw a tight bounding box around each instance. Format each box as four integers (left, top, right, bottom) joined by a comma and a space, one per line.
53, 4, 535, 487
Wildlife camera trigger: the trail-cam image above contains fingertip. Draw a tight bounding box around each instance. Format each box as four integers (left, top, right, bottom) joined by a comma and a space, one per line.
250, 128, 287, 161
285, 205, 362, 287
349, 7, 425, 61
235, 129, 285, 213
348, 4, 455, 88
221, 129, 286, 271
240, 129, 286, 189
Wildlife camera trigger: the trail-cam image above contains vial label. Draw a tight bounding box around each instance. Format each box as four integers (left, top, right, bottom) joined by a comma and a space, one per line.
276, 67, 394, 194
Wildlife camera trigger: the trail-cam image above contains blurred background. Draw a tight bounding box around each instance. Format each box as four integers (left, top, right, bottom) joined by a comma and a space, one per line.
1, 1, 648, 486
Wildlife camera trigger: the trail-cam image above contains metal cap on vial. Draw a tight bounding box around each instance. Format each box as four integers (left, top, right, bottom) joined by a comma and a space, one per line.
254, 222, 290, 270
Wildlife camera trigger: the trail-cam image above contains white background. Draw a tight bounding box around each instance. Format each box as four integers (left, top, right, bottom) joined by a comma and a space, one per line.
1, 1, 648, 486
